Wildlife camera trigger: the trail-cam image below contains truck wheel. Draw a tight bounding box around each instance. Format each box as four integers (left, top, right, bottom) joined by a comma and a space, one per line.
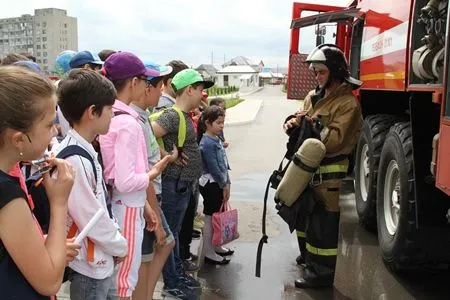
377, 122, 416, 271
355, 115, 399, 231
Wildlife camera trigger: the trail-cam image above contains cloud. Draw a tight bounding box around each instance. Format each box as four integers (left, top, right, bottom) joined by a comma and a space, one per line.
2, 0, 349, 68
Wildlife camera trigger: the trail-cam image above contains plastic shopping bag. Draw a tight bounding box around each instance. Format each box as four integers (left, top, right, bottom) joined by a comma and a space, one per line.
212, 202, 239, 246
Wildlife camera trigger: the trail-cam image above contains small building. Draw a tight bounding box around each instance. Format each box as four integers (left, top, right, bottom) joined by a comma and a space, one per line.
196, 64, 217, 82
216, 65, 259, 88
258, 68, 286, 85
259, 67, 274, 85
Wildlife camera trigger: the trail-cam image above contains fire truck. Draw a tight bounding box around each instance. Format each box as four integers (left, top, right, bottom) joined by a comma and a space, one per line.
287, 0, 450, 271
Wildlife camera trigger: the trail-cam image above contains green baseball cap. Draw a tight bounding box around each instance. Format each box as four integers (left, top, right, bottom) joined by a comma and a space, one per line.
171, 68, 214, 92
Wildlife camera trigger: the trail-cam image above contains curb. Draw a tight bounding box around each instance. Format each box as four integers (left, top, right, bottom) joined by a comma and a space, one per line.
226, 99, 263, 126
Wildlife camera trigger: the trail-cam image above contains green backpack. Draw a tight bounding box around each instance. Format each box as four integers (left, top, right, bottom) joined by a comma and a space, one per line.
149, 105, 187, 150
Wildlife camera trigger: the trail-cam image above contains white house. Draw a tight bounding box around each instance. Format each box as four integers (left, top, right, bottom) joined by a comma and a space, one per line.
216, 65, 259, 89
259, 67, 286, 85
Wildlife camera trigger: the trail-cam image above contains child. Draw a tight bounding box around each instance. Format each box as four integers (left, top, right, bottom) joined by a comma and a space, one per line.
57, 51, 105, 139
198, 106, 234, 264
69, 50, 104, 71
208, 97, 228, 148
151, 69, 213, 298
99, 52, 170, 300
156, 60, 188, 111
57, 69, 128, 300
0, 66, 75, 298
130, 61, 177, 300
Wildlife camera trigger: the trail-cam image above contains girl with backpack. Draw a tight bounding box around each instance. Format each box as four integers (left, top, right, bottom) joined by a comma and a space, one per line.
0, 66, 76, 299
198, 106, 234, 265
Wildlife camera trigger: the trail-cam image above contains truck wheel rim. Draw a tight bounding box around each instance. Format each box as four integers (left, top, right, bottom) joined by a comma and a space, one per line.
359, 144, 370, 202
384, 160, 400, 236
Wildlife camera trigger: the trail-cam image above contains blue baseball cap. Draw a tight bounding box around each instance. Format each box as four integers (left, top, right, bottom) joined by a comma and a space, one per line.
143, 60, 173, 80
69, 50, 104, 68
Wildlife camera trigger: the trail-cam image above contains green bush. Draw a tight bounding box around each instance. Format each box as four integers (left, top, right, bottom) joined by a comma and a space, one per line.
206, 86, 240, 95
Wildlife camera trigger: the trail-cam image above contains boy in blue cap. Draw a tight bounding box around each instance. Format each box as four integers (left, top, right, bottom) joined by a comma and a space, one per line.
69, 50, 104, 70
131, 61, 180, 300
57, 50, 104, 139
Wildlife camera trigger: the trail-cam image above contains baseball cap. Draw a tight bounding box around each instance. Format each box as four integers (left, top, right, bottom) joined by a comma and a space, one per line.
56, 50, 76, 73
143, 60, 173, 81
69, 51, 104, 68
102, 52, 154, 81
171, 69, 214, 92
13, 60, 43, 74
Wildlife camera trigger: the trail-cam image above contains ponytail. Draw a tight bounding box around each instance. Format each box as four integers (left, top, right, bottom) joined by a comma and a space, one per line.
197, 113, 207, 144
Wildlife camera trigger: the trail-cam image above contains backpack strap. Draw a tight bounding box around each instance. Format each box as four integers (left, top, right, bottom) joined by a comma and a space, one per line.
113, 110, 130, 117
172, 106, 187, 148
57, 145, 100, 263
57, 145, 98, 184
0, 174, 10, 263
149, 106, 187, 149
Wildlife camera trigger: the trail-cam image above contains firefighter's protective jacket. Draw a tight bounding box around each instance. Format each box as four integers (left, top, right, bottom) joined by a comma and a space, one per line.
303, 83, 363, 159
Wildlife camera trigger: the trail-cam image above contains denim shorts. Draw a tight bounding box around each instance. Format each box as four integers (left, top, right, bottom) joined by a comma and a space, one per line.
68, 269, 113, 300
142, 194, 175, 262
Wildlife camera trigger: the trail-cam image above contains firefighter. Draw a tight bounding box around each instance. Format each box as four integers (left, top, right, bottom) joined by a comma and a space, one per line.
284, 44, 363, 288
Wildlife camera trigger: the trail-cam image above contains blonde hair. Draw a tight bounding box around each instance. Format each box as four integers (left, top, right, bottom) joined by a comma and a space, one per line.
0, 66, 55, 141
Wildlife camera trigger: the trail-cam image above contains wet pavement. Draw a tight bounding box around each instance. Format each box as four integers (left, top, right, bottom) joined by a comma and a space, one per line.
335, 181, 450, 300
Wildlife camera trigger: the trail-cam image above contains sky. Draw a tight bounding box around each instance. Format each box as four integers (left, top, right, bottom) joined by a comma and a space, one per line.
3, 0, 350, 69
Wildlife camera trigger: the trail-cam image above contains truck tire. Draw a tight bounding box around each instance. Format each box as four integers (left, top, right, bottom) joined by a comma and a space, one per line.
355, 115, 399, 231
376, 122, 417, 272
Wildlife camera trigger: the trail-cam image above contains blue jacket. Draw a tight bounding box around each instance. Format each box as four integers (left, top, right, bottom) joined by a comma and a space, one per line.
199, 135, 230, 188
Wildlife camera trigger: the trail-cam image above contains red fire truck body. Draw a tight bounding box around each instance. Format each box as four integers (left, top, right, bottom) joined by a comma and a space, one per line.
288, 0, 450, 271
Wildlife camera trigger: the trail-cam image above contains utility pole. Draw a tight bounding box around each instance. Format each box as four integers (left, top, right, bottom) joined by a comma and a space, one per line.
211, 50, 214, 66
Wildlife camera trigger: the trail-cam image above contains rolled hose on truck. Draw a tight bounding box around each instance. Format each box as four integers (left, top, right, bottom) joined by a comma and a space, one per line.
275, 138, 326, 207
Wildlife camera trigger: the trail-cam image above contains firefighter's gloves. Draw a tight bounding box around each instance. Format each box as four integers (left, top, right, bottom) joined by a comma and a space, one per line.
284, 111, 311, 134
283, 111, 323, 136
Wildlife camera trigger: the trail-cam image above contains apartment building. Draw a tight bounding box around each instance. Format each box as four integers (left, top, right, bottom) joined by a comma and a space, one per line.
0, 8, 77, 72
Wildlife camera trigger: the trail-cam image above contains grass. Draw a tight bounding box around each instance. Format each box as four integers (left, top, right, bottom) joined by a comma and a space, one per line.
224, 97, 244, 109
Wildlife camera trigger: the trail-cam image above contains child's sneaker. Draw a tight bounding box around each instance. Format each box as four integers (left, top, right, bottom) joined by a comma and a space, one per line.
162, 286, 190, 300
182, 259, 200, 272
180, 273, 201, 289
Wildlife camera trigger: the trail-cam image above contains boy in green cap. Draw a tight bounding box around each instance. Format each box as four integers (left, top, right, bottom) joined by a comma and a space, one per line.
151, 69, 213, 298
